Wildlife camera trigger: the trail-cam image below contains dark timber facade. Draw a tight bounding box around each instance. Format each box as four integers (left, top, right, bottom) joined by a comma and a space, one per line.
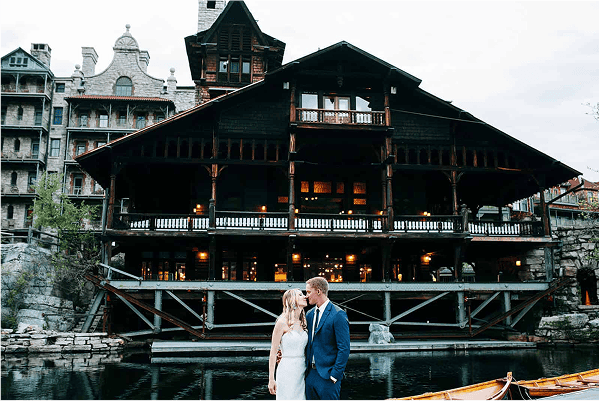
75, 2, 580, 339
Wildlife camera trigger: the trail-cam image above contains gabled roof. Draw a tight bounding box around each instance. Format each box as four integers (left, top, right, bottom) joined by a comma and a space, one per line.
268, 41, 422, 89
1, 47, 53, 76
184, 1, 285, 81
76, 40, 581, 197
202, 1, 267, 46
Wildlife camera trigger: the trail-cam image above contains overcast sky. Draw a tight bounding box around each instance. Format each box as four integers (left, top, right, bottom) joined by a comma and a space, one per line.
2, 1, 598, 182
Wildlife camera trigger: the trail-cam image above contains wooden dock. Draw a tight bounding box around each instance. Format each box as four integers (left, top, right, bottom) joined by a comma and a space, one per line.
151, 339, 536, 362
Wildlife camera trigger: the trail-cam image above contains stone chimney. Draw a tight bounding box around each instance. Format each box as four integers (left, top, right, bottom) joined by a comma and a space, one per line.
139, 50, 150, 73
197, 0, 226, 32
81, 47, 98, 77
30, 43, 51, 67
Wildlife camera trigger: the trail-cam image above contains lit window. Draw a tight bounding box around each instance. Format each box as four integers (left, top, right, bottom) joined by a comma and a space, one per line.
353, 199, 367, 205
336, 182, 345, 194
353, 182, 366, 194
314, 181, 332, 194
301, 181, 310, 193
278, 196, 288, 203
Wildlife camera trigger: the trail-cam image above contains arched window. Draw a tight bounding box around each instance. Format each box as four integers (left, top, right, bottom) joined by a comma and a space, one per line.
115, 77, 132, 96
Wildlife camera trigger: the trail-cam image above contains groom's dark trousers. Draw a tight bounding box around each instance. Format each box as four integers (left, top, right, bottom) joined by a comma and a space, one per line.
306, 367, 341, 400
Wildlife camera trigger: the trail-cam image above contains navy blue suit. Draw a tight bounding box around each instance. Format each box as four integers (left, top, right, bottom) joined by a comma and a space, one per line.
305, 301, 350, 400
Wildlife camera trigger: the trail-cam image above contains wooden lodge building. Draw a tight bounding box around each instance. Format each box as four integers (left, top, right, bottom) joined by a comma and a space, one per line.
74, 1, 580, 339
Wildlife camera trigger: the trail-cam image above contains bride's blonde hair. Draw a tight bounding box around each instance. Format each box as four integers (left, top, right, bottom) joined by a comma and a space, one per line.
281, 289, 306, 331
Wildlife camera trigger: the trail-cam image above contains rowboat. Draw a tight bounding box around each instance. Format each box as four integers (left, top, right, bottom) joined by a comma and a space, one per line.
511, 368, 599, 398
389, 372, 512, 400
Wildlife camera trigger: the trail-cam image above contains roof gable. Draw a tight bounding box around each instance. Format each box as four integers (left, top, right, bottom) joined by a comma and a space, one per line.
202, 1, 267, 45
1, 48, 51, 73
269, 41, 422, 89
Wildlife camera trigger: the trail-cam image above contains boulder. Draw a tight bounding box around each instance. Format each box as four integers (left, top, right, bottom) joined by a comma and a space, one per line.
538, 313, 589, 330
368, 324, 395, 344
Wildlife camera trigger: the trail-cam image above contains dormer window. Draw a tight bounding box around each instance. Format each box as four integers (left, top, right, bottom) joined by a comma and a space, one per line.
115, 76, 132, 96
9, 57, 28, 67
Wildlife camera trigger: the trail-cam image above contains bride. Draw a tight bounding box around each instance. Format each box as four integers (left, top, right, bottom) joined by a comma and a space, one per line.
268, 289, 308, 400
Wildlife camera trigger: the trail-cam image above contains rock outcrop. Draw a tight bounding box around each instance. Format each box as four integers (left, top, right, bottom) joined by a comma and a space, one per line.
1, 243, 75, 331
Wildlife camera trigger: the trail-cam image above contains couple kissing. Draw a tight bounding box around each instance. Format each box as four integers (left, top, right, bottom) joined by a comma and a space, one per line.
268, 277, 351, 400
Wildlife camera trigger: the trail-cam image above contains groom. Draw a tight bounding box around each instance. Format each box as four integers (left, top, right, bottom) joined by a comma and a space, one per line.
305, 277, 350, 400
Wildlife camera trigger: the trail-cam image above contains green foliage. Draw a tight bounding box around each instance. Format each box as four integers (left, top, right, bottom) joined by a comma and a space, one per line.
31, 172, 101, 307
1, 270, 33, 330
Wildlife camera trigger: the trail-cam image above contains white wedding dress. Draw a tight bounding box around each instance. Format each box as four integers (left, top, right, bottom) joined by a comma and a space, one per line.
276, 329, 308, 400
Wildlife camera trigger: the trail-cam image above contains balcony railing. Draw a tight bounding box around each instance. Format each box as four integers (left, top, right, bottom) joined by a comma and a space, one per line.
394, 215, 463, 233
468, 221, 543, 236
296, 108, 386, 126
112, 211, 545, 237
297, 213, 385, 232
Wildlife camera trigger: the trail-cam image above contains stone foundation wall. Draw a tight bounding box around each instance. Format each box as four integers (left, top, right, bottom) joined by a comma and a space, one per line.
534, 307, 599, 343
1, 328, 124, 355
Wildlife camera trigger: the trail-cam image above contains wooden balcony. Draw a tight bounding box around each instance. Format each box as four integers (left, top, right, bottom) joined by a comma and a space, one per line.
296, 108, 386, 126
112, 212, 544, 237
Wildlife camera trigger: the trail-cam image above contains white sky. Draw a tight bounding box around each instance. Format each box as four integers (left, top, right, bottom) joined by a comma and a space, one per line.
2, 0, 598, 182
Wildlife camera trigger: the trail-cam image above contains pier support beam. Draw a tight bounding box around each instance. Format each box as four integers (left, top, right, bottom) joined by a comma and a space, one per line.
384, 292, 391, 322
206, 290, 215, 329
457, 291, 466, 328
154, 290, 162, 332
503, 291, 512, 326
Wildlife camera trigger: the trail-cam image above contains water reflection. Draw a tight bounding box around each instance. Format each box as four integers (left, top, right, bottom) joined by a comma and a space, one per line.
2, 348, 599, 400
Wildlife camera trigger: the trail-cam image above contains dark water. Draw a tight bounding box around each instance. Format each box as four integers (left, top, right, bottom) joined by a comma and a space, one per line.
2, 347, 599, 400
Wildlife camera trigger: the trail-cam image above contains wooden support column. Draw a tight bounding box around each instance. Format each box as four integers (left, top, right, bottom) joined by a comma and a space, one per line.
539, 186, 551, 236
454, 242, 464, 281
106, 171, 117, 229
287, 236, 295, 282
208, 236, 216, 280
288, 130, 296, 230
385, 135, 394, 231
382, 239, 394, 282
154, 289, 162, 332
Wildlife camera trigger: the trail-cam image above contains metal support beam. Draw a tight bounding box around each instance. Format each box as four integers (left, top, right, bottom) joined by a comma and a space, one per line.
154, 290, 162, 331
384, 292, 391, 322
457, 291, 466, 328
223, 290, 279, 319
387, 292, 450, 325
510, 298, 540, 328
206, 290, 215, 329
85, 274, 205, 338
116, 294, 155, 330
503, 291, 512, 326
470, 292, 501, 318
165, 290, 204, 323
81, 290, 105, 333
